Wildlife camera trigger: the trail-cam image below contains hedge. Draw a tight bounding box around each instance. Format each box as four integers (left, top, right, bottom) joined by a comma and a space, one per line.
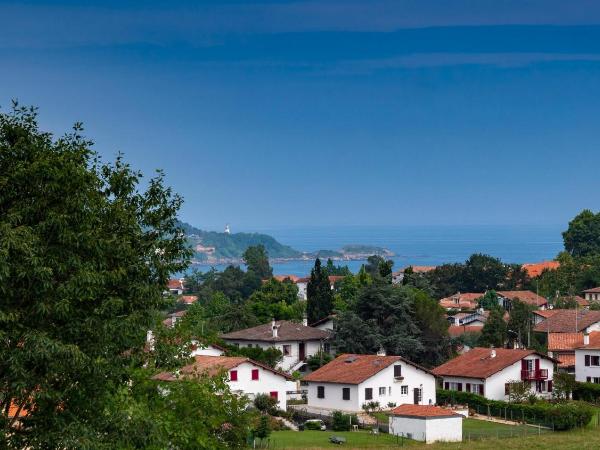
437, 389, 593, 430
573, 382, 600, 403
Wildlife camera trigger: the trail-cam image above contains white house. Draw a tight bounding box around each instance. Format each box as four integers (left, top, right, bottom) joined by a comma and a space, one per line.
583, 287, 600, 303
303, 353, 436, 413
190, 342, 226, 357
221, 320, 332, 372
388, 404, 462, 444
310, 315, 335, 332
153, 355, 292, 409
167, 279, 184, 295
447, 310, 487, 327
575, 332, 600, 384
432, 347, 556, 401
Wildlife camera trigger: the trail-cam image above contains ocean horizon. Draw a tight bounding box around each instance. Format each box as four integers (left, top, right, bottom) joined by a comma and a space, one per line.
192, 224, 565, 276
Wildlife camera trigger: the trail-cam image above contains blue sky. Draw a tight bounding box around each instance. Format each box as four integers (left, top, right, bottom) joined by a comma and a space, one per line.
2, 1, 600, 229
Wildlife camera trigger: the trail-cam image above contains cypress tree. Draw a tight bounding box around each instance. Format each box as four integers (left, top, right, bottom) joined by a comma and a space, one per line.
307, 258, 334, 324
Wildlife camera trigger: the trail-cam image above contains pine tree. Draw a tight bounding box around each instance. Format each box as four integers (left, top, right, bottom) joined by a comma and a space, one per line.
307, 258, 333, 324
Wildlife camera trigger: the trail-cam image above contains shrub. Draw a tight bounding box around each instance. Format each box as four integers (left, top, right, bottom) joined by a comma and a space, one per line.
253, 393, 278, 415
331, 411, 357, 431
304, 421, 323, 430
437, 389, 593, 430
573, 382, 600, 403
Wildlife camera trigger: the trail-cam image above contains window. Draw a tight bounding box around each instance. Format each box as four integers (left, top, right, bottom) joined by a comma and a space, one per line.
317, 386, 325, 398
247, 344, 253, 348
230, 370, 238, 381
379, 387, 386, 396
585, 355, 591, 366
592, 356, 600, 366
270, 391, 278, 400
505, 383, 510, 395
282, 345, 291, 356
590, 377, 600, 384
447, 382, 462, 392
536, 381, 546, 393
401, 386, 408, 395
342, 388, 350, 400
365, 388, 373, 400
415, 388, 422, 403
323, 342, 331, 353
251, 369, 259, 380
393, 365, 402, 377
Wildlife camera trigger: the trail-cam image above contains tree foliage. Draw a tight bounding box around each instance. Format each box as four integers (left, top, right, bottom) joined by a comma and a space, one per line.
563, 209, 600, 257
243, 244, 273, 280
479, 307, 508, 348
0, 104, 192, 447
307, 258, 334, 324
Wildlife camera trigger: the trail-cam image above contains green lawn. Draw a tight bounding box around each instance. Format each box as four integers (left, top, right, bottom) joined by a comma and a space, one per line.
267, 430, 415, 449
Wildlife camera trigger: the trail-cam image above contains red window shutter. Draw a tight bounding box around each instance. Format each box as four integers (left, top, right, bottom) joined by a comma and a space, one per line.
230, 370, 238, 381
457, 383, 463, 392
479, 384, 484, 396
444, 382, 449, 390
586, 355, 591, 366
521, 360, 527, 370
466, 383, 471, 393
270, 391, 278, 400
548, 380, 553, 392
535, 359, 540, 371
251, 369, 259, 380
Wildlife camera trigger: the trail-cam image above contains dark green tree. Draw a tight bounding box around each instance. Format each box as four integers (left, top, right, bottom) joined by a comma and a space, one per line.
307, 258, 334, 324
324, 258, 352, 276
507, 300, 536, 348
563, 209, 600, 257
243, 244, 273, 279
247, 278, 303, 323
0, 104, 191, 447
479, 307, 508, 348
463, 254, 508, 292
477, 290, 499, 310
364, 255, 394, 282
412, 289, 452, 366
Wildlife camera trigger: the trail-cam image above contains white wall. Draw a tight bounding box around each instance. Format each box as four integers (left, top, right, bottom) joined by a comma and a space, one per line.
389, 416, 462, 443
314, 319, 334, 331
297, 282, 308, 301
575, 348, 600, 382
440, 356, 554, 401
306, 361, 436, 412
190, 343, 224, 357
226, 361, 289, 410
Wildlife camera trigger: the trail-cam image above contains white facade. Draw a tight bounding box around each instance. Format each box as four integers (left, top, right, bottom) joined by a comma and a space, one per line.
297, 281, 308, 301
389, 415, 462, 443
313, 318, 334, 332
306, 361, 436, 412
440, 356, 554, 401
190, 343, 225, 357
575, 348, 600, 383
226, 339, 328, 372
226, 361, 289, 410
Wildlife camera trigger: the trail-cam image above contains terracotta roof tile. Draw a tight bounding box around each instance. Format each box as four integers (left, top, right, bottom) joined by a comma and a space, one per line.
432, 347, 547, 379
8, 401, 29, 418
548, 333, 583, 351
168, 279, 184, 290
553, 353, 576, 368
583, 287, 600, 294
439, 293, 483, 310
576, 331, 600, 350
533, 310, 600, 333
448, 325, 483, 337
390, 404, 462, 418
303, 354, 431, 385
497, 291, 548, 307
522, 261, 560, 278
273, 275, 301, 283
533, 310, 560, 319
180, 295, 198, 304
221, 320, 331, 342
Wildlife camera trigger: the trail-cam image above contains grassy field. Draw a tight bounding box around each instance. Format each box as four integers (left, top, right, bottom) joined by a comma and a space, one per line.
267, 430, 415, 448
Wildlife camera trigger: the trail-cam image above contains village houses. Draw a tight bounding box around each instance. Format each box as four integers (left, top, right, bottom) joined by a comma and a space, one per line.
302, 353, 436, 413
220, 319, 333, 372
575, 331, 600, 384
432, 347, 556, 401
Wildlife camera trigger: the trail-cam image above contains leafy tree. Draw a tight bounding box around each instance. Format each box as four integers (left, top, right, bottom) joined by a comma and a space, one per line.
324, 258, 352, 276
563, 209, 600, 257
507, 300, 536, 348
306, 350, 333, 371
243, 244, 273, 279
463, 254, 508, 292
506, 380, 530, 403
553, 295, 579, 309
364, 255, 394, 282
553, 372, 577, 402
253, 393, 278, 415
229, 346, 283, 368
506, 264, 530, 290
412, 289, 452, 367
334, 311, 381, 354
253, 415, 271, 445
332, 269, 372, 312
0, 104, 191, 447
479, 307, 508, 348
307, 258, 334, 324
248, 278, 303, 323
477, 290, 498, 310
424, 263, 465, 298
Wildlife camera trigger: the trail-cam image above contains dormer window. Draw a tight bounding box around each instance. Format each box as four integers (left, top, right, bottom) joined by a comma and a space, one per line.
393, 365, 402, 377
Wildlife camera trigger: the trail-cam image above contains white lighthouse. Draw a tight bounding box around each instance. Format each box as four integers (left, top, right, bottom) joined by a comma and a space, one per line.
224, 224, 231, 234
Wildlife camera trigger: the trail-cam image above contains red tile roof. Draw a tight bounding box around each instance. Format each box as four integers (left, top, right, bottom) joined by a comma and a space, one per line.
548, 333, 583, 351
576, 331, 600, 350
180, 295, 198, 304
522, 261, 560, 278
533, 310, 560, 319
432, 347, 551, 379
390, 404, 462, 418
533, 310, 600, 333
553, 353, 576, 368
401, 266, 437, 273
8, 401, 29, 419
583, 287, 600, 294
221, 320, 331, 342
303, 354, 431, 385
328, 275, 345, 285
153, 355, 292, 382
448, 325, 484, 337
439, 293, 483, 310
168, 279, 184, 290
497, 291, 548, 307
273, 275, 301, 283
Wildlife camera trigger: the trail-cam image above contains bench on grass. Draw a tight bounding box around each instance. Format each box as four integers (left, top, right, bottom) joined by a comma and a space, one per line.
329, 435, 346, 445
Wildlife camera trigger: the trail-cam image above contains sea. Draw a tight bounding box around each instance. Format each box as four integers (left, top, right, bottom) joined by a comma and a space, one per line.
191, 224, 565, 277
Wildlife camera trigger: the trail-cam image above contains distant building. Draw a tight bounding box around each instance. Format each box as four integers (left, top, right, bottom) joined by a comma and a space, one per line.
439, 293, 483, 311
220, 320, 333, 372
303, 353, 436, 413
167, 279, 184, 295
447, 310, 488, 327
583, 287, 600, 303
389, 405, 463, 443
392, 266, 437, 284
153, 355, 292, 409
522, 261, 560, 278
310, 315, 335, 332
496, 291, 548, 310
432, 347, 556, 401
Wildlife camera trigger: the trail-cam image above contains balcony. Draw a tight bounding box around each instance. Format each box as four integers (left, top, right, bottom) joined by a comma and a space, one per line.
521, 369, 548, 381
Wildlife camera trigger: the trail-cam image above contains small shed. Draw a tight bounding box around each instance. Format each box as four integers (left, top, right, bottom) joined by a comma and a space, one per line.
388, 404, 462, 444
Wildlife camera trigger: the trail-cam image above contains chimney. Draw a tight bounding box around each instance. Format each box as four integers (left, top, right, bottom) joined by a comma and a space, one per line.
490, 346, 496, 358
302, 313, 308, 327
584, 332, 590, 346
376, 346, 386, 357
272, 319, 279, 338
